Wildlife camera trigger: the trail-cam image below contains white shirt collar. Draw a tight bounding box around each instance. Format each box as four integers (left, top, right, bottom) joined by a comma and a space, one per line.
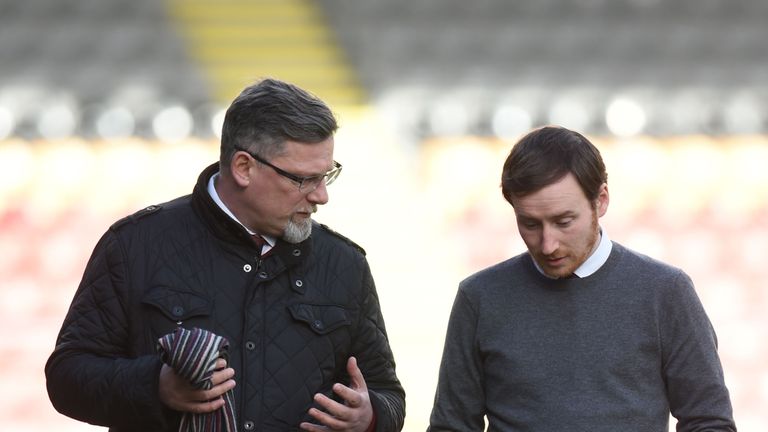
207, 172, 276, 249
533, 228, 612, 279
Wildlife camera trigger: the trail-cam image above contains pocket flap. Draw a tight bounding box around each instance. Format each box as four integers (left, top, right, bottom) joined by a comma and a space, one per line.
288, 303, 351, 335
142, 286, 212, 321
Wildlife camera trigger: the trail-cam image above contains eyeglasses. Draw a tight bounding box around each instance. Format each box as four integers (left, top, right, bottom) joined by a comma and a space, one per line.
236, 147, 342, 193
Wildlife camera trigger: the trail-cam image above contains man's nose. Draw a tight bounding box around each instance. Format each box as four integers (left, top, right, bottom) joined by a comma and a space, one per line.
306, 181, 329, 205
541, 225, 559, 255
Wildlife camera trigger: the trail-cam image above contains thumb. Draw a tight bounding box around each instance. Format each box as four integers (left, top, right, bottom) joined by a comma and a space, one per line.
346, 357, 368, 392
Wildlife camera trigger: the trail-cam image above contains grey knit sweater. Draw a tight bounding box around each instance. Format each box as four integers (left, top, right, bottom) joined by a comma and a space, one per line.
429, 242, 735, 432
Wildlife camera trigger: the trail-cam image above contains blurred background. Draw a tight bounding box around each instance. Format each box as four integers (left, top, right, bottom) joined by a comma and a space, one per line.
1, 0, 767, 430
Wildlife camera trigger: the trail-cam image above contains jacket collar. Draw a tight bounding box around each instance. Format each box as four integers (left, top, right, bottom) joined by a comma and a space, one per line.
191, 162, 312, 268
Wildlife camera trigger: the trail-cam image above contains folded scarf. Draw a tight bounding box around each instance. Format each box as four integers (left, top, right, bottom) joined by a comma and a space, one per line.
157, 327, 237, 432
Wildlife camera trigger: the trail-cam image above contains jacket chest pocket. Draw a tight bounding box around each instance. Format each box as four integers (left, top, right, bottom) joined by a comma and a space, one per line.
142, 286, 212, 339
288, 303, 351, 335
286, 303, 353, 364
270, 303, 352, 423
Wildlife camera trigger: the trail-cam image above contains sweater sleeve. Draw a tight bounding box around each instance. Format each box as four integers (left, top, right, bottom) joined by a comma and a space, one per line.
428, 286, 486, 431
45, 230, 172, 430
660, 271, 736, 432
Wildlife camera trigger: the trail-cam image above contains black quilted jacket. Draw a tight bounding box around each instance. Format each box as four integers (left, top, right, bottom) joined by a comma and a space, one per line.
45, 163, 406, 431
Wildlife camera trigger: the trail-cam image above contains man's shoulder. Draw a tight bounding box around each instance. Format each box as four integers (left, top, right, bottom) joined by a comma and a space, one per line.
109, 195, 193, 233
460, 252, 531, 290
611, 241, 684, 277
312, 222, 366, 256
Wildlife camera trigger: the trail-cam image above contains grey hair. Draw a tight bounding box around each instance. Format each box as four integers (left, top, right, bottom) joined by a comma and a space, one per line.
219, 78, 338, 171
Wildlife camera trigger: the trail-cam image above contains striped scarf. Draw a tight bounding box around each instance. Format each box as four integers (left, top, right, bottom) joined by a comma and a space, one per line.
157, 327, 237, 432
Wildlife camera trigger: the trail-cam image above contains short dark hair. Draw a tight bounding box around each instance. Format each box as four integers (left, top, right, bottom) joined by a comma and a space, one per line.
501, 126, 607, 205
219, 78, 338, 170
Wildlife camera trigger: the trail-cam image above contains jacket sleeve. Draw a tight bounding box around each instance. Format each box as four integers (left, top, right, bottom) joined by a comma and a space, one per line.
661, 271, 736, 432
427, 286, 486, 432
351, 257, 406, 432
45, 229, 172, 430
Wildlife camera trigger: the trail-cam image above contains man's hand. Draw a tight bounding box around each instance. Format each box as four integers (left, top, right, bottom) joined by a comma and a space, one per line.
300, 357, 374, 432
158, 358, 236, 414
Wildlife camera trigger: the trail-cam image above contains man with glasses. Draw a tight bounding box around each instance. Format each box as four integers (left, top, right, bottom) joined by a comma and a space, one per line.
46, 78, 405, 432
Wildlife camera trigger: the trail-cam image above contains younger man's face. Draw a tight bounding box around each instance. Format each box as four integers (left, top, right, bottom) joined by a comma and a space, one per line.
511, 173, 608, 278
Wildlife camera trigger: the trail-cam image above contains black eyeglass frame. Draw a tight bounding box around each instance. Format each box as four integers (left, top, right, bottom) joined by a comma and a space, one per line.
235, 146, 342, 192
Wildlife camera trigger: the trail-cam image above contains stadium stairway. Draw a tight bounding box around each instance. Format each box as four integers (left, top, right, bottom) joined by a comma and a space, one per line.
166, 0, 366, 107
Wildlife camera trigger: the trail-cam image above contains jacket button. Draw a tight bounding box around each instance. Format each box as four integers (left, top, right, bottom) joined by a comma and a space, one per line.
243, 264, 252, 272
243, 420, 255, 430
245, 341, 256, 351
295, 279, 303, 287
172, 306, 184, 317
258, 271, 268, 278
313, 320, 323, 330
292, 249, 301, 256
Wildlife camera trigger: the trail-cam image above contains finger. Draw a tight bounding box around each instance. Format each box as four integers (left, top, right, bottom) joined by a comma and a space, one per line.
195, 377, 236, 402
184, 396, 227, 414
330, 383, 363, 409
313, 392, 350, 419
210, 367, 235, 386
306, 406, 347, 430
299, 421, 329, 431
214, 358, 227, 370
346, 357, 368, 392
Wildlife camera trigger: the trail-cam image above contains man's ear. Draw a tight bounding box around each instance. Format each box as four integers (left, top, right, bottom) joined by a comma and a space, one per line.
596, 183, 609, 217
230, 152, 253, 187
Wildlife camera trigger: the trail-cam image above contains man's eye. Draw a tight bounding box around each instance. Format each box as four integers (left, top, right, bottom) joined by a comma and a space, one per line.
556, 219, 573, 227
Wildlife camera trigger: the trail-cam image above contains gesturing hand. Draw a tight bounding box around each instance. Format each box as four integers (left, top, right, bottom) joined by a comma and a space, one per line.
300, 357, 374, 432
158, 358, 236, 414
